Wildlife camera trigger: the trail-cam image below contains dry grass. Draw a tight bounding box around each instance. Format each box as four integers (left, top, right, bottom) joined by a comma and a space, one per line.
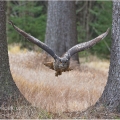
8, 44, 28, 54
9, 51, 109, 114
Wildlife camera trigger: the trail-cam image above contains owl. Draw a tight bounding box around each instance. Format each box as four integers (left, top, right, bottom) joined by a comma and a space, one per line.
9, 21, 109, 76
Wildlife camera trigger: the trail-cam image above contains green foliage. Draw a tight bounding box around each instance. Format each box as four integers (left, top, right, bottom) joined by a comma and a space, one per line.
7, 1, 47, 49
89, 1, 112, 57
77, 1, 112, 58
7, 1, 112, 58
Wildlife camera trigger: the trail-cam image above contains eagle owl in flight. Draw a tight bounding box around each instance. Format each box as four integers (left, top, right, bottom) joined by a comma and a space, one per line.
9, 21, 109, 76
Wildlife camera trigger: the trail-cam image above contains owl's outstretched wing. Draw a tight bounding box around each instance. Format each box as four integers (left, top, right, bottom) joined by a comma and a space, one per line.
64, 28, 109, 59
9, 21, 58, 60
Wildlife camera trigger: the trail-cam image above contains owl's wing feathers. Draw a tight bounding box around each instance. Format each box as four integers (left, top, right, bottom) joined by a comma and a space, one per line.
64, 28, 109, 59
9, 21, 58, 60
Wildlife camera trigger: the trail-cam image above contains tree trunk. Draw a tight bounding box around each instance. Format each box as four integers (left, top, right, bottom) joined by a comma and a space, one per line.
97, 1, 120, 112
45, 1, 79, 62
0, 1, 28, 106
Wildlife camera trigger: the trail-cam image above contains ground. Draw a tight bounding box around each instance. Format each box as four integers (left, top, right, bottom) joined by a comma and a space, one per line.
1, 45, 120, 119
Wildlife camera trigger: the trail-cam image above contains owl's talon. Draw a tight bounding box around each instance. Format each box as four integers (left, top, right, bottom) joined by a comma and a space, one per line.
55, 71, 62, 77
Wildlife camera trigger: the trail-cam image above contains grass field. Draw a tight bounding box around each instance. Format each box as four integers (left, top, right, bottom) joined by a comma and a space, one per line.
1, 45, 112, 118
9, 48, 109, 105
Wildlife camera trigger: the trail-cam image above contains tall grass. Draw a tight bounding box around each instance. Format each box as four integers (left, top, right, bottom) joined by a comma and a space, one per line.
9, 51, 109, 113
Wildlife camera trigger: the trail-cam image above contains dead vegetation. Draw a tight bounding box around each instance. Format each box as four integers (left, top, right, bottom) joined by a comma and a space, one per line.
9, 51, 108, 113
2, 45, 116, 118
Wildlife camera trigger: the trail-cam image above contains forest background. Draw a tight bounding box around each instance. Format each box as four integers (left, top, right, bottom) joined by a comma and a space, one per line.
7, 1, 112, 58
2, 1, 120, 119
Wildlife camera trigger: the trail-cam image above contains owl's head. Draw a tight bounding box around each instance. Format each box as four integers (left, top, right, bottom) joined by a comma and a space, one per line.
55, 57, 70, 70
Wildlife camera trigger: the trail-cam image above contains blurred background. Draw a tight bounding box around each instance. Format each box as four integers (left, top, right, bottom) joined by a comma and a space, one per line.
7, 1, 112, 59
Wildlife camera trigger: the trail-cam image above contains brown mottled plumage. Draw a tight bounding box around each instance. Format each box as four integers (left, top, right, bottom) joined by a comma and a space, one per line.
9, 21, 109, 76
